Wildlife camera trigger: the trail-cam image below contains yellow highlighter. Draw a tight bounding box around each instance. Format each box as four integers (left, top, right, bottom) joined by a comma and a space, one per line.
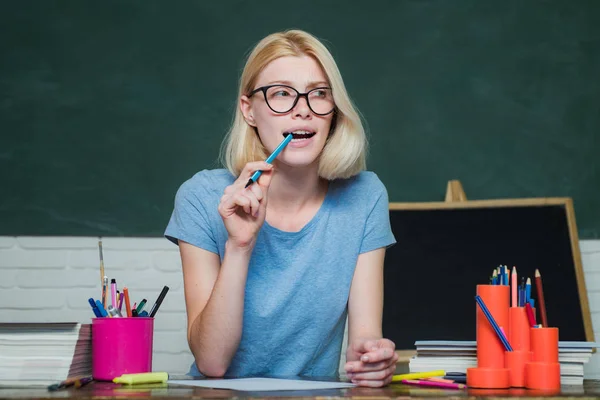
113, 372, 168, 385
392, 370, 445, 382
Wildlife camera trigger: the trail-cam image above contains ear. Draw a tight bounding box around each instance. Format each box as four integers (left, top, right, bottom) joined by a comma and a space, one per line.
240, 95, 256, 127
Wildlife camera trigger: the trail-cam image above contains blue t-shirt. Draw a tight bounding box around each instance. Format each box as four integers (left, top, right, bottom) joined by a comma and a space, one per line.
165, 169, 396, 378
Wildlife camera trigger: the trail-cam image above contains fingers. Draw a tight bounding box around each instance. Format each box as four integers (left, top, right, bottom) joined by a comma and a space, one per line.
219, 162, 271, 218
350, 338, 396, 364
345, 353, 398, 373
239, 161, 273, 182
219, 189, 261, 217
351, 373, 394, 388
344, 338, 398, 387
346, 357, 396, 374
359, 346, 396, 364
347, 363, 396, 384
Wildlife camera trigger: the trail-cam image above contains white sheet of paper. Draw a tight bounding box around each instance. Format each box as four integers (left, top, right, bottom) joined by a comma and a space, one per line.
168, 377, 356, 391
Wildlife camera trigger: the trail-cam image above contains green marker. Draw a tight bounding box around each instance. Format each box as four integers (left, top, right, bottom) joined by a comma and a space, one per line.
135, 298, 147, 314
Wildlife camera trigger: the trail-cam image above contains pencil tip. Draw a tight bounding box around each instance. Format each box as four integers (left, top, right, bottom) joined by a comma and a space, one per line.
244, 179, 253, 188
526, 277, 531, 284
535, 269, 541, 277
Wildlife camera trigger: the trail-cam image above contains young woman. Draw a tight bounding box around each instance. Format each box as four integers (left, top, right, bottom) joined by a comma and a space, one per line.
165, 29, 398, 387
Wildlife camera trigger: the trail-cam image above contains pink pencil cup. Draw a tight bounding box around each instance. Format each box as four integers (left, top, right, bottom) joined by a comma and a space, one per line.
92, 317, 154, 381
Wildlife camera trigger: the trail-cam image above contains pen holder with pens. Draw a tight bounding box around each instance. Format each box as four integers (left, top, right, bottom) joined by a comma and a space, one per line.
467, 285, 510, 389
92, 317, 154, 381
505, 306, 533, 387
525, 327, 560, 390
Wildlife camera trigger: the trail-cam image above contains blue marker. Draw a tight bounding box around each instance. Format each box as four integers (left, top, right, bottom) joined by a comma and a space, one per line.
245, 133, 293, 188
95, 299, 108, 317
88, 298, 102, 317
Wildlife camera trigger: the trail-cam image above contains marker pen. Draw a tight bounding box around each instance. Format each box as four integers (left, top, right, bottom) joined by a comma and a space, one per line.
123, 287, 132, 317
95, 300, 108, 317
244, 133, 292, 188
135, 298, 147, 314
102, 276, 108, 309
149, 286, 170, 317
88, 298, 102, 318
107, 305, 122, 318
110, 279, 117, 308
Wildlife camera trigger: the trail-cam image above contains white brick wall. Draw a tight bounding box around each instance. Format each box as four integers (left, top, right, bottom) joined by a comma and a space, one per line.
580, 240, 600, 379
1, 236, 599, 378
0, 236, 193, 375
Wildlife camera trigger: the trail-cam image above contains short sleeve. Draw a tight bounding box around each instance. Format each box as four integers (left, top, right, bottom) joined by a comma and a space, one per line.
359, 179, 396, 254
164, 177, 218, 254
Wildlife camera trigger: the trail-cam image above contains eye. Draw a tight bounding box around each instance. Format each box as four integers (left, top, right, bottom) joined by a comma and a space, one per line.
310, 88, 331, 98
268, 86, 295, 98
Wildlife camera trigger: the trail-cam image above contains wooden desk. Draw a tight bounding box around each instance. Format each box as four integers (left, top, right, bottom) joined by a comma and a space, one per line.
1, 378, 600, 399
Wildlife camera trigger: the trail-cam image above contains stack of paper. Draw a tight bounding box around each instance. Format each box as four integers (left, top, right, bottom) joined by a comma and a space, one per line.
0, 323, 92, 387
409, 340, 598, 386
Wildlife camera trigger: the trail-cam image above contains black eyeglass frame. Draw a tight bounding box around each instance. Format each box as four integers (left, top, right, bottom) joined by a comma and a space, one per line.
248, 84, 335, 116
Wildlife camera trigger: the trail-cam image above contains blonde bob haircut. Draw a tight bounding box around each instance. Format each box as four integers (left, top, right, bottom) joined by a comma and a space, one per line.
220, 29, 367, 180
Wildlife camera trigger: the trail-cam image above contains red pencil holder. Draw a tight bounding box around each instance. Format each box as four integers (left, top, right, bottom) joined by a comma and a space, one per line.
505, 350, 532, 388
525, 327, 560, 390
509, 307, 532, 351
467, 285, 510, 389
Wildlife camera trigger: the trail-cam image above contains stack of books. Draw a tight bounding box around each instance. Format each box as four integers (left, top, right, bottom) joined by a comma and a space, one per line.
409, 340, 598, 385
0, 323, 92, 387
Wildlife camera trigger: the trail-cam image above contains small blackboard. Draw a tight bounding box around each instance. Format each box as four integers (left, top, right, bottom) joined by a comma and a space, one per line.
383, 198, 593, 350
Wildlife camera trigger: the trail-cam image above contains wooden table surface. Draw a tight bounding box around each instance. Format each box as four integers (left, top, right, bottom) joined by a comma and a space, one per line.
1, 377, 600, 399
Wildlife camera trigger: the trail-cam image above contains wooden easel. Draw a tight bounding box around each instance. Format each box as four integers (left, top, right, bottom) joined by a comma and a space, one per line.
445, 179, 467, 202
391, 180, 593, 363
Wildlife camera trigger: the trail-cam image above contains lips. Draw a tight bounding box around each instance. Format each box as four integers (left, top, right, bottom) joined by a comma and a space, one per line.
284, 130, 316, 140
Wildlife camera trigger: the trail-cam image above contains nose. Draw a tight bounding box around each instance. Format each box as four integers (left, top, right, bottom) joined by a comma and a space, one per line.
293, 94, 312, 119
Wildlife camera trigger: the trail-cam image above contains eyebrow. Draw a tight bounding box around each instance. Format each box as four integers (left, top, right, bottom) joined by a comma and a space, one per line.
265, 80, 330, 89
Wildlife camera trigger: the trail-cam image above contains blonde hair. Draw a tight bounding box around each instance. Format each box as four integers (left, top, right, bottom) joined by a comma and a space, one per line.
220, 30, 367, 180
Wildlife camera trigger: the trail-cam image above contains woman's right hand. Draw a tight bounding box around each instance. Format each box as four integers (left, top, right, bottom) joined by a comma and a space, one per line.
218, 161, 274, 250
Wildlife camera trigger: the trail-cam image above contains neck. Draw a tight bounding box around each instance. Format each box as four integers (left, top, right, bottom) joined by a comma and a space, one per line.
267, 163, 327, 212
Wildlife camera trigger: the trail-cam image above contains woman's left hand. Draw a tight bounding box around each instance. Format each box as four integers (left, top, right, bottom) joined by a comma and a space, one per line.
344, 338, 398, 387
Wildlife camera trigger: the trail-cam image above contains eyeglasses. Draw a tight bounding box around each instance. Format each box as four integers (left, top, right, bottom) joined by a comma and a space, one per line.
248, 84, 335, 116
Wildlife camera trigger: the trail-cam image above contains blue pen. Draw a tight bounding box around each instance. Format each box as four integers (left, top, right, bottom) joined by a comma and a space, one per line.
88, 298, 102, 317
244, 133, 293, 188
95, 299, 108, 317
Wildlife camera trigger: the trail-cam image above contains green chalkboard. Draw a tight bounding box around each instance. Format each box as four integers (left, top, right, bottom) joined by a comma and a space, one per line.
1, 1, 599, 237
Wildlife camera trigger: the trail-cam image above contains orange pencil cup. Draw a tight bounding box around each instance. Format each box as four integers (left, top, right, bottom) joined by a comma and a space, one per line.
509, 307, 531, 351
505, 350, 532, 387
525, 327, 560, 390
467, 285, 510, 389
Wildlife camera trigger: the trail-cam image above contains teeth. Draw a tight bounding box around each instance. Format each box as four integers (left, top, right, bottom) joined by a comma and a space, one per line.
284, 130, 316, 141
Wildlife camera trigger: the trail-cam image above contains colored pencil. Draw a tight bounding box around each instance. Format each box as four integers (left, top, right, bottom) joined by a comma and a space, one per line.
475, 295, 513, 351
392, 370, 445, 382
402, 379, 466, 390
98, 239, 104, 287
511, 266, 517, 307
525, 303, 536, 327
535, 269, 548, 327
